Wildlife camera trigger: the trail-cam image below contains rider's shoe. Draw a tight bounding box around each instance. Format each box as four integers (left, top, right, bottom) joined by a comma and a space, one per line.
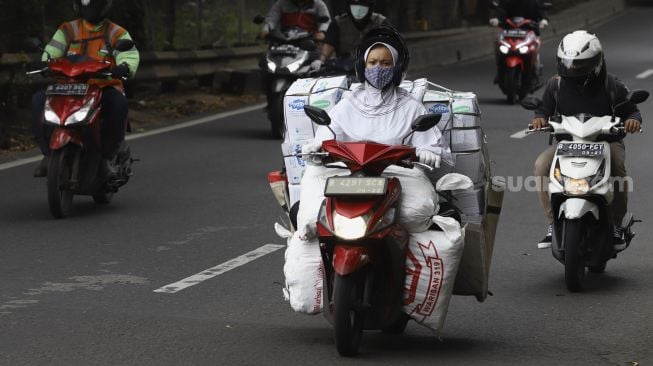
537, 225, 552, 249
613, 227, 627, 251
100, 158, 118, 181
33, 156, 49, 177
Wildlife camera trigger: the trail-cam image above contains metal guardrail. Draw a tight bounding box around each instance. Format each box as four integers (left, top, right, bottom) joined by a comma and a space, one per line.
0, 44, 267, 85
0, 0, 628, 86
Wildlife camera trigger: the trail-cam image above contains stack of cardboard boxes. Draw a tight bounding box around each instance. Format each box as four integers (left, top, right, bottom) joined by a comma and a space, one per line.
281, 76, 351, 209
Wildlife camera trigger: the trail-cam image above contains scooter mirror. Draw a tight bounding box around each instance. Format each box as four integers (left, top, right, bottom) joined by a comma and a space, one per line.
253, 15, 266, 24
114, 39, 135, 52
304, 105, 331, 126
520, 96, 543, 110
628, 90, 649, 105
412, 113, 442, 132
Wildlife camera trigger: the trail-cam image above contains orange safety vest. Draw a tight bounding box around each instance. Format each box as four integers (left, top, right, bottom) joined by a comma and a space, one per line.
59, 19, 127, 88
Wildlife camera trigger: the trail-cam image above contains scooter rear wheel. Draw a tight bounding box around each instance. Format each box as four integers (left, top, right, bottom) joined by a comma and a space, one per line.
47, 146, 75, 218
563, 219, 586, 292
333, 273, 364, 357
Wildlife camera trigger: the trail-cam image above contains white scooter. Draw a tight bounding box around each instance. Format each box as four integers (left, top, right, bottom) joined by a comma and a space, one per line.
521, 90, 648, 291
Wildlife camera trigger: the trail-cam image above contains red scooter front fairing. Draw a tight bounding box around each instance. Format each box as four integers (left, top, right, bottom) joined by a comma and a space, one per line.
315, 139, 415, 353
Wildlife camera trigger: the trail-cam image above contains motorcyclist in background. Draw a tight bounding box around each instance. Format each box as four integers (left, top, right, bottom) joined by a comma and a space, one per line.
490, 0, 548, 84
312, 0, 389, 72
258, 0, 331, 41
531, 30, 642, 250
490, 0, 549, 32
31, 0, 139, 179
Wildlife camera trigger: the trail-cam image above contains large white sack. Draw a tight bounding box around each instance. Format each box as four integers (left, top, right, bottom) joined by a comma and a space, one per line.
403, 220, 465, 333
296, 165, 438, 236
282, 232, 324, 314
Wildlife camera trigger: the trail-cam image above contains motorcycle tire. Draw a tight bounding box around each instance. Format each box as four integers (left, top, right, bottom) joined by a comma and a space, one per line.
504, 68, 521, 105
333, 273, 364, 357
588, 261, 607, 274
563, 219, 586, 292
47, 146, 76, 218
268, 92, 286, 140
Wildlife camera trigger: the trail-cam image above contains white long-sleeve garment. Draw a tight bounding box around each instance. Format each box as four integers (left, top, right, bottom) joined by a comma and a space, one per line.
313, 82, 442, 152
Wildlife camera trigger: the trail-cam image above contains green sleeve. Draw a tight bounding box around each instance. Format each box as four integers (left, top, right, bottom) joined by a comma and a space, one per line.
115, 31, 140, 78
42, 29, 67, 61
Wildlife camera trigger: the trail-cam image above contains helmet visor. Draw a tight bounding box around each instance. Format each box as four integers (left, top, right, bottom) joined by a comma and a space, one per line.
557, 53, 602, 78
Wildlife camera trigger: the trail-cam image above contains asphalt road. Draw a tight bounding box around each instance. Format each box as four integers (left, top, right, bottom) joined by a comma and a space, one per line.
1, 7, 652, 366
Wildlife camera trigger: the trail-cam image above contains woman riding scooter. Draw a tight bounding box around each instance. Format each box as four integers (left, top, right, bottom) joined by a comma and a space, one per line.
298, 25, 443, 237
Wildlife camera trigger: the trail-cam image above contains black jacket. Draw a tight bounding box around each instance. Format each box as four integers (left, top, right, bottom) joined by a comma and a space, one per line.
496, 0, 547, 22
534, 74, 643, 141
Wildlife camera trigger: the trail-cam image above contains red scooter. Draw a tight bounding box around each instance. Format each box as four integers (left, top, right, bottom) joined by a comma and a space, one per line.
302, 106, 441, 356
27, 40, 135, 218
495, 17, 542, 104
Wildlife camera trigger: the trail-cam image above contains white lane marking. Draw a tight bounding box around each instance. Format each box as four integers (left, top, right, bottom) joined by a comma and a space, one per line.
153, 244, 285, 294
510, 128, 530, 139
636, 69, 653, 79
0, 103, 266, 171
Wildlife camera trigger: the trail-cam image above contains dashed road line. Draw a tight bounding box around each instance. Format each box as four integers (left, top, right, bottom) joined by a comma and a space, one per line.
153, 244, 285, 294
510, 128, 531, 139
636, 69, 653, 79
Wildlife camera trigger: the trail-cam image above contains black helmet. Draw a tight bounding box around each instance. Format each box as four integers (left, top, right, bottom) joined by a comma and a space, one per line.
346, 0, 376, 28
355, 25, 409, 87
73, 0, 113, 24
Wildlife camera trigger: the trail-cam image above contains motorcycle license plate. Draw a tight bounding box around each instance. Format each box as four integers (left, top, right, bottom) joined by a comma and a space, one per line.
556, 143, 605, 157
324, 177, 388, 196
46, 83, 89, 96
503, 29, 527, 38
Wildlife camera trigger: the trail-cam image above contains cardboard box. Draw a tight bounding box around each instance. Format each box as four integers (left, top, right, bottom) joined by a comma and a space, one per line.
284, 95, 316, 142
452, 113, 481, 128
286, 78, 318, 96
312, 75, 349, 92
452, 186, 485, 216
453, 151, 487, 185
451, 96, 480, 114
309, 88, 344, 113
288, 183, 302, 209
282, 139, 311, 184
445, 127, 483, 152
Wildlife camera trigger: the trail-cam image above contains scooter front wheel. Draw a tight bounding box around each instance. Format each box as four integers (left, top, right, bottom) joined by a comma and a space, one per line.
333, 273, 364, 357
504, 68, 521, 104
47, 146, 76, 218
563, 219, 586, 292
268, 92, 285, 140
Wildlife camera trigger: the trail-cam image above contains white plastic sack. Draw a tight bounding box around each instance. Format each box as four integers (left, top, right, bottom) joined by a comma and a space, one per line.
282, 232, 324, 314
296, 165, 438, 237
403, 222, 465, 333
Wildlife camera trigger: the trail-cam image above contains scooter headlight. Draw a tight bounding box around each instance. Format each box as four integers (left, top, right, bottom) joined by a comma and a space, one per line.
333, 213, 368, 240
64, 97, 95, 126
286, 53, 308, 73
266, 59, 277, 72
499, 45, 510, 54
43, 100, 61, 126
519, 46, 529, 54
563, 177, 590, 196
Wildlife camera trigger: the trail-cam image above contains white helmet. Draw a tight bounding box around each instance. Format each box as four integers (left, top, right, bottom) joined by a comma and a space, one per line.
556, 30, 603, 79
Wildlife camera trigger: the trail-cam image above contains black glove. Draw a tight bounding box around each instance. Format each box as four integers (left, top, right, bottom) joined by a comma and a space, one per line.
111, 64, 130, 79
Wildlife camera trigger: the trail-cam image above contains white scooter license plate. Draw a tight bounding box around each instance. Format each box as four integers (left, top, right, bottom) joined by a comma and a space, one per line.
45, 83, 89, 96
556, 143, 604, 157
324, 177, 388, 196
